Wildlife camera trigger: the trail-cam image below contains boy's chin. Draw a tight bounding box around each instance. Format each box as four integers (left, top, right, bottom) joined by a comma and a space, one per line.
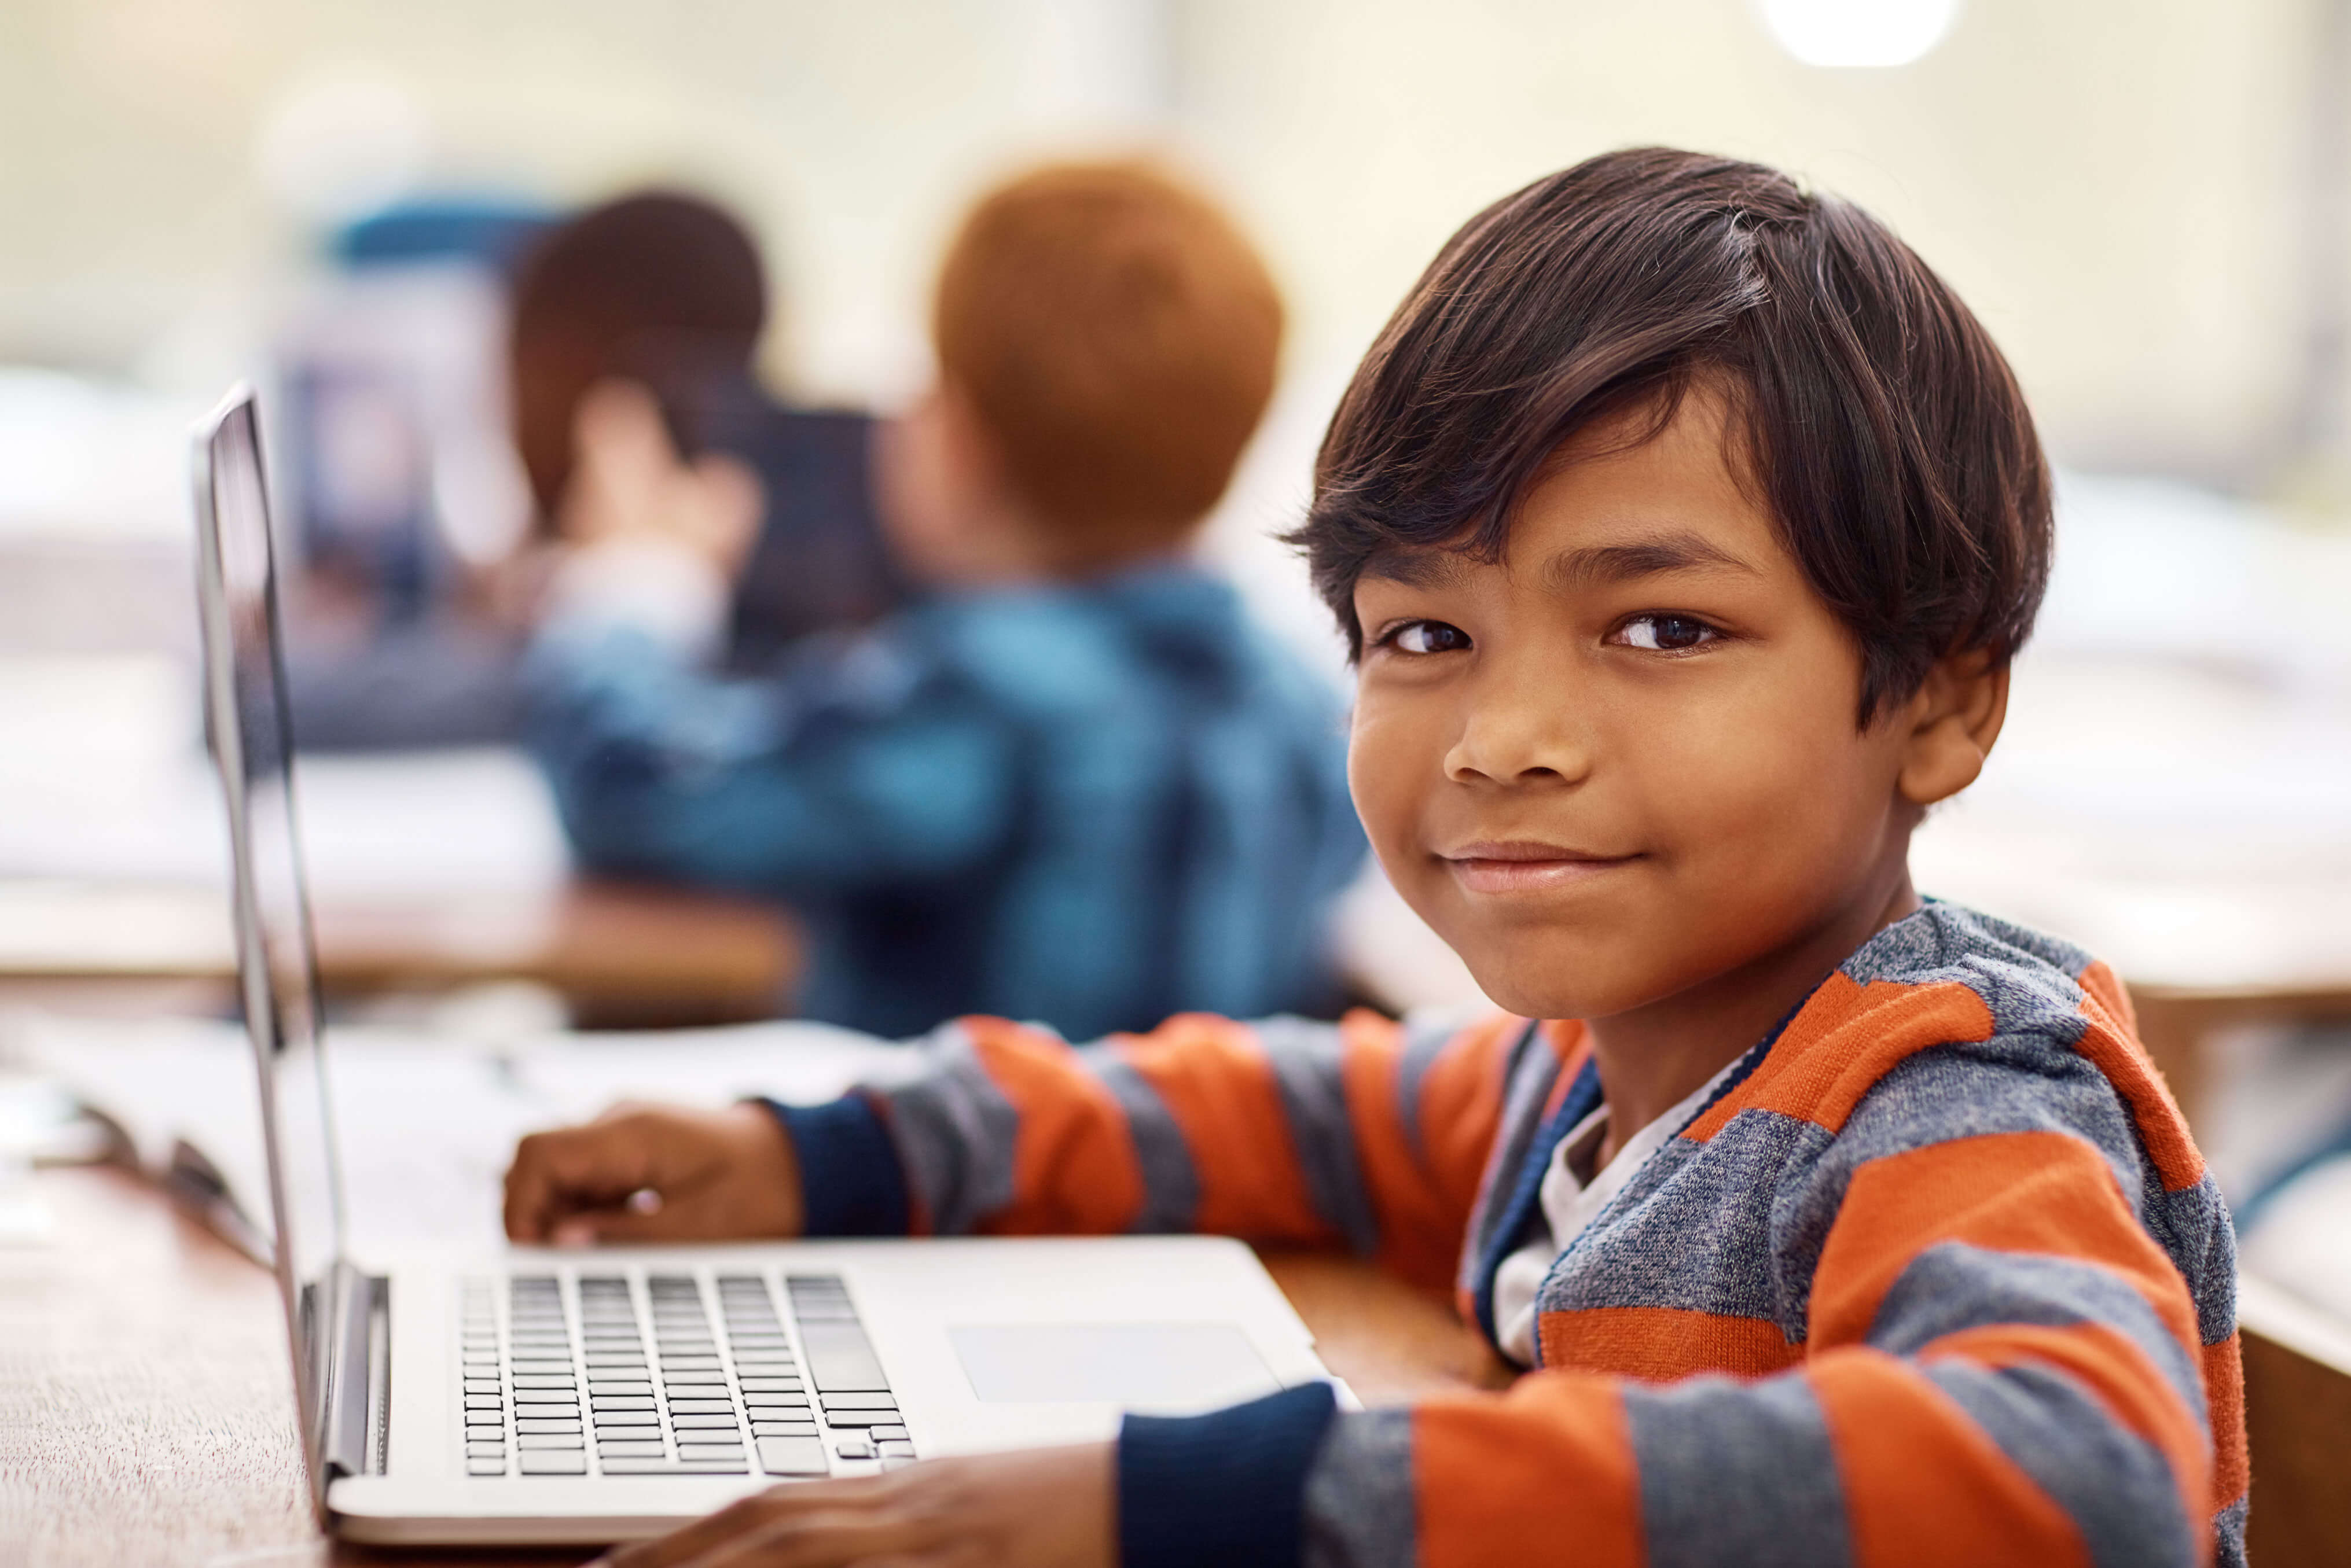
1453, 945, 1645, 1024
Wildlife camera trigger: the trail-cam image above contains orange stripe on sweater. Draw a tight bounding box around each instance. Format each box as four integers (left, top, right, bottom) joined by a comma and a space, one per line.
1809, 1131, 2204, 1363
1416, 1374, 1641, 1568
2203, 1333, 2248, 1515
1810, 1349, 2091, 1568
961, 1017, 1143, 1235
1923, 1322, 2213, 1565
1681, 977, 1994, 1142
1419, 1013, 1525, 1219
2075, 958, 2139, 1035
1537, 1304, 1799, 1382
1115, 1013, 1335, 1245
2072, 963, 2205, 1192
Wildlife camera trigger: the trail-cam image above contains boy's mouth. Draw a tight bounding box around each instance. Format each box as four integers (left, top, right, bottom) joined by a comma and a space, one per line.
1438, 839, 1642, 896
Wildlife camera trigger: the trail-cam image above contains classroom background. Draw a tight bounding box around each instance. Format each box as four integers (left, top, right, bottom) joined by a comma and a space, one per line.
2, 2, 2349, 1556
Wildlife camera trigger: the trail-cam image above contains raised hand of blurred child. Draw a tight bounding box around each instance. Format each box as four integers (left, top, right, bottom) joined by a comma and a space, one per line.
502, 1101, 804, 1245
560, 378, 765, 575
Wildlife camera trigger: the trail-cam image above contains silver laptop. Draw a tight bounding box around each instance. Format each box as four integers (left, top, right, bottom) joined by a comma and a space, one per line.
190, 385, 1341, 1545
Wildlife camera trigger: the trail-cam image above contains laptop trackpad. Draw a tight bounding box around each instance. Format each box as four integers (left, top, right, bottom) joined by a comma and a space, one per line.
948, 1322, 1282, 1407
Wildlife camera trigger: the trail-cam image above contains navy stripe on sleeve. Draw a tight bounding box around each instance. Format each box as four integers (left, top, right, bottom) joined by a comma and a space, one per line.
764, 1094, 912, 1237
1118, 1381, 1338, 1568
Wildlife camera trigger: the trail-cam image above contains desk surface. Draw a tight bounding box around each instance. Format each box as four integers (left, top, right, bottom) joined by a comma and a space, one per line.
2, 1168, 1509, 1568
0, 878, 799, 1029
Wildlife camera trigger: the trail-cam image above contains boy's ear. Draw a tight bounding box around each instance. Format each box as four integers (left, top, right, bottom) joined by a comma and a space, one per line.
1895, 653, 2009, 808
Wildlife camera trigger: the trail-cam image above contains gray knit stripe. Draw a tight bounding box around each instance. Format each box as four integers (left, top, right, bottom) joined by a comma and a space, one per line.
1303, 1408, 1417, 1568
863, 1022, 1020, 1235
1626, 1372, 1853, 1568
1083, 1047, 1202, 1234
1393, 1009, 1474, 1168
1255, 1015, 1382, 1256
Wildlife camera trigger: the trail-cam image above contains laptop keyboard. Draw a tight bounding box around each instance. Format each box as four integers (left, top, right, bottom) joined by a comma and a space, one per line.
458, 1271, 916, 1479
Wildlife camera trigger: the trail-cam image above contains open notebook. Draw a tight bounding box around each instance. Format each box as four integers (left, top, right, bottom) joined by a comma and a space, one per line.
8, 1011, 901, 1263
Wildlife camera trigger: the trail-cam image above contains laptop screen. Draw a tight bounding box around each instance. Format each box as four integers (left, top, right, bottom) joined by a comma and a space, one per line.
193, 388, 348, 1500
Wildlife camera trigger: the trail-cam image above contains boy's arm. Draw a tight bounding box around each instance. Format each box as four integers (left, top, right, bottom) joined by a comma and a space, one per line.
1132, 1098, 2228, 1567
778, 1010, 1525, 1286
524, 600, 1019, 895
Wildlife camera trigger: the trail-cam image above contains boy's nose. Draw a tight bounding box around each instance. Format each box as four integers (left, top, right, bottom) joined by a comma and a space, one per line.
1441, 662, 1595, 786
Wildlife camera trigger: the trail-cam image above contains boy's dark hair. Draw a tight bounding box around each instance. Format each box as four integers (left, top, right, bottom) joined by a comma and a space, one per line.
508, 190, 768, 523
1292, 147, 2052, 723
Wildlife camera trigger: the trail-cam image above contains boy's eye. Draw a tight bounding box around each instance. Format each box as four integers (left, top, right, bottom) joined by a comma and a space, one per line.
1612, 614, 1720, 652
1385, 620, 1472, 655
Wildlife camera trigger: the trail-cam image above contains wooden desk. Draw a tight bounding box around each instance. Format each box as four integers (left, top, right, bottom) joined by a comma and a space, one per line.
2, 1169, 1507, 1568
0, 878, 799, 1030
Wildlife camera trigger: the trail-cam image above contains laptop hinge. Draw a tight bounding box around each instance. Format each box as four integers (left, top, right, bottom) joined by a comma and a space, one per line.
321, 1260, 390, 1478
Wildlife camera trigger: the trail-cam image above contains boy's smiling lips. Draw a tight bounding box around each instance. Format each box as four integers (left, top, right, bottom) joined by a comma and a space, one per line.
1438, 838, 1643, 895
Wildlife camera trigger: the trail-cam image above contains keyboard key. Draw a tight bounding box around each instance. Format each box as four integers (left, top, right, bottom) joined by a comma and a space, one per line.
820, 1392, 898, 1409
594, 1416, 660, 1433
800, 1323, 888, 1392
670, 1414, 739, 1431
597, 1457, 678, 1474
675, 1459, 750, 1474
467, 1458, 508, 1477
677, 1442, 746, 1462
660, 1372, 728, 1387
597, 1440, 667, 1459
832, 1436, 875, 1461
819, 1409, 900, 1428
586, 1380, 654, 1394
519, 1452, 589, 1475
464, 1412, 505, 1429
737, 1378, 803, 1393
868, 1425, 909, 1442
463, 1395, 503, 1411
751, 1420, 819, 1438
515, 1418, 582, 1434
513, 1389, 579, 1404
757, 1437, 829, 1475
462, 1379, 501, 1394
592, 1393, 657, 1408
512, 1375, 577, 1389
876, 1441, 917, 1460
467, 1441, 508, 1459
667, 1398, 735, 1415
518, 1433, 585, 1451
743, 1397, 810, 1414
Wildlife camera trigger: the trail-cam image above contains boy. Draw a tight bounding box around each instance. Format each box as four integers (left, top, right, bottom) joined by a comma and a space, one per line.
529, 163, 1364, 1039
511, 149, 2246, 1568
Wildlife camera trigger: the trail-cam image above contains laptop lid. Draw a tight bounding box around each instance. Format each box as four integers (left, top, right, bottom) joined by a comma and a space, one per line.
192, 385, 369, 1517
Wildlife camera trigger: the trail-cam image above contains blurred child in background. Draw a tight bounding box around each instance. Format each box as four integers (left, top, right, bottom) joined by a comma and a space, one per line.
508, 190, 906, 667
527, 161, 1365, 1040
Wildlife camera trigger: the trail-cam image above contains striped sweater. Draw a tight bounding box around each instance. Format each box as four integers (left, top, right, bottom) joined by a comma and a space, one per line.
775, 900, 2247, 1568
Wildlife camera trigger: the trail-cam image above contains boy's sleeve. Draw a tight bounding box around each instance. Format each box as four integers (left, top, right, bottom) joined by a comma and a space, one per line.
773, 1010, 1523, 1286
524, 614, 1019, 895
1142, 1086, 2228, 1568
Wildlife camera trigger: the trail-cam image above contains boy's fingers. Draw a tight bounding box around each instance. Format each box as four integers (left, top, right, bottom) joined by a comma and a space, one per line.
688, 1503, 943, 1568
601, 1486, 805, 1567
503, 1122, 662, 1242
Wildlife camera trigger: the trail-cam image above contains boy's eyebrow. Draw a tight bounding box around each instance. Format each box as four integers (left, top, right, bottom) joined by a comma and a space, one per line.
1358, 548, 1475, 590
1544, 529, 1759, 590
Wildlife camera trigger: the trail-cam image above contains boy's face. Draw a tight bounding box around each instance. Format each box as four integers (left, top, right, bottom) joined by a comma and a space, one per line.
1349, 385, 1945, 1023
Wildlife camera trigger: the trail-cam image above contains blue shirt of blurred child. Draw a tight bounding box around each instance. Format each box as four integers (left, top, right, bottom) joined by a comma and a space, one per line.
527, 550, 1361, 1040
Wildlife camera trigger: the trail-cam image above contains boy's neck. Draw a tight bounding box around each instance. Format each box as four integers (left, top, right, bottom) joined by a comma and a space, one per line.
1584, 864, 1923, 1167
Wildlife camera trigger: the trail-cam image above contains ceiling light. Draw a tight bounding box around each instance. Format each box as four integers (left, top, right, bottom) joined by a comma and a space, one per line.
1755, 0, 1962, 69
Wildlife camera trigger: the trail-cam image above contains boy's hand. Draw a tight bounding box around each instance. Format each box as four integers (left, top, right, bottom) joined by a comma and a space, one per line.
593, 1443, 1115, 1568
503, 1102, 804, 1245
